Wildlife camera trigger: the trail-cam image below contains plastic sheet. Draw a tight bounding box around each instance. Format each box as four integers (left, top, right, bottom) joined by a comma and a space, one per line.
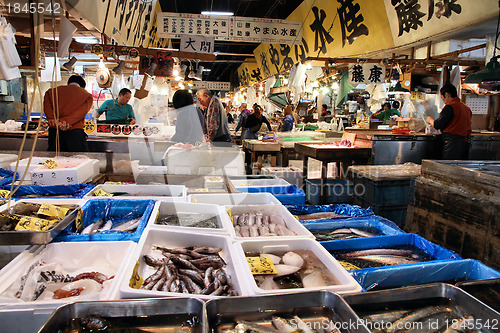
0, 167, 17, 187
54, 199, 155, 243
0, 184, 94, 199
302, 216, 405, 239
285, 204, 374, 219
352, 259, 500, 291
237, 185, 305, 205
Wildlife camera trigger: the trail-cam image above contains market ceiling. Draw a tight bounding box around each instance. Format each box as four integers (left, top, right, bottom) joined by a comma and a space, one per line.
158, 0, 304, 84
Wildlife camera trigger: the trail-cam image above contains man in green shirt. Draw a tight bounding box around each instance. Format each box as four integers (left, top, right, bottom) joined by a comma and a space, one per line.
94, 88, 136, 125
376, 101, 402, 125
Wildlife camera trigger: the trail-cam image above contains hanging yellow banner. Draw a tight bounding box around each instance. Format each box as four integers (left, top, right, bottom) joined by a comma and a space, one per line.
237, 61, 263, 87
253, 0, 394, 78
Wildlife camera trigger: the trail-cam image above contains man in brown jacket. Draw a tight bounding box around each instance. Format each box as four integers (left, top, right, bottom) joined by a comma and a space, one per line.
43, 75, 93, 152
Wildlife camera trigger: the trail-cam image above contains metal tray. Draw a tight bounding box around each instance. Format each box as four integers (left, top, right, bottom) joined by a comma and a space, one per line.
0, 206, 79, 245
206, 291, 370, 333
38, 297, 205, 333
344, 283, 500, 330
456, 278, 500, 313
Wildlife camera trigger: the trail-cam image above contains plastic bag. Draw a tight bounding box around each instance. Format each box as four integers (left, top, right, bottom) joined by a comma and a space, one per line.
1, 184, 94, 199
285, 203, 374, 219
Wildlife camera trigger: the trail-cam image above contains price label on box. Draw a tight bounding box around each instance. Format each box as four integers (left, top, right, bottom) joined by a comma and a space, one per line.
246, 256, 277, 275
129, 261, 144, 289
44, 158, 59, 169
15, 216, 53, 231
75, 208, 83, 232
0, 190, 10, 199
94, 188, 113, 197
37, 203, 69, 220
338, 260, 360, 271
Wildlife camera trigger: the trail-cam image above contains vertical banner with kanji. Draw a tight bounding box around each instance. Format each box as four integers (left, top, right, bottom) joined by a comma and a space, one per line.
237, 62, 263, 87
348, 63, 386, 86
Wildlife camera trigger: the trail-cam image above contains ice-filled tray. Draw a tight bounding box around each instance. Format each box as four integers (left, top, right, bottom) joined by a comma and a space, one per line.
147, 201, 233, 234
343, 283, 500, 332
39, 297, 205, 333
0, 199, 82, 245
206, 291, 370, 333
188, 192, 282, 206
120, 228, 249, 300
0, 241, 136, 307
233, 238, 362, 295
226, 204, 314, 239
53, 199, 155, 243
84, 184, 187, 202
231, 178, 291, 187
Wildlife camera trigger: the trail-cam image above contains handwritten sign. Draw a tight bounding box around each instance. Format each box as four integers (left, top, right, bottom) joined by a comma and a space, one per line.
44, 158, 59, 169
37, 203, 69, 220
246, 256, 277, 275
129, 261, 144, 289
0, 190, 10, 199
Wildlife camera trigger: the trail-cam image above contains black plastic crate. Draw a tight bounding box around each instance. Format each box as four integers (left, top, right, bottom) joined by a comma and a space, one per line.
305, 178, 354, 205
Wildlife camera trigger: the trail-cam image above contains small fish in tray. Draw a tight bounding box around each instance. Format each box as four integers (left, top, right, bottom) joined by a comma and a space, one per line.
331, 246, 434, 269
298, 212, 349, 221
219, 315, 341, 333
313, 227, 377, 241
249, 250, 338, 290
358, 301, 494, 333
140, 245, 237, 296
157, 212, 220, 229
78, 217, 141, 235
232, 213, 296, 237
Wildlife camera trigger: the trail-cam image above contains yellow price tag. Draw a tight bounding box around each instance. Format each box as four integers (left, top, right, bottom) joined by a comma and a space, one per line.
0, 190, 10, 199
75, 208, 83, 232
37, 203, 69, 220
338, 260, 360, 271
191, 195, 197, 203
94, 188, 113, 197
43, 158, 59, 169
84, 120, 96, 134
194, 188, 209, 192
225, 208, 234, 225
15, 216, 52, 231
129, 261, 144, 289
107, 181, 122, 185
246, 256, 277, 275
239, 184, 251, 187
293, 215, 299, 220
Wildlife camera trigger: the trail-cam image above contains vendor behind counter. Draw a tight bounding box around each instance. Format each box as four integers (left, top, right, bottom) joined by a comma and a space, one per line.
375, 101, 402, 125
94, 88, 136, 125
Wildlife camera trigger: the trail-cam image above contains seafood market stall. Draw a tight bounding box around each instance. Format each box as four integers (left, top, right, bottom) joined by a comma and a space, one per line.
243, 139, 282, 174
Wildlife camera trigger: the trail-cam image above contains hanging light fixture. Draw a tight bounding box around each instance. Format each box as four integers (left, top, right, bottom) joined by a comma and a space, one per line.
464, 1, 500, 88
145, 62, 157, 77
112, 60, 126, 74
62, 56, 77, 72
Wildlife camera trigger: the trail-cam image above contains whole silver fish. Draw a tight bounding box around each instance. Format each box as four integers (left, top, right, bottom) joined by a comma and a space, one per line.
355, 255, 422, 266
235, 320, 279, 333
111, 218, 141, 231
337, 249, 417, 259
387, 306, 453, 333
81, 219, 104, 235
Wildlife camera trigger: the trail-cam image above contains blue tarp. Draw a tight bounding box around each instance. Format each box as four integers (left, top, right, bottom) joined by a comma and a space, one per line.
0, 184, 95, 199
0, 168, 17, 188
285, 204, 374, 219
53, 198, 155, 243
321, 233, 462, 271
303, 216, 405, 241
237, 185, 305, 205
352, 259, 500, 291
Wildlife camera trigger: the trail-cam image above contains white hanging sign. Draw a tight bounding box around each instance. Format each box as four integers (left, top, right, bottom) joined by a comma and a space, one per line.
179, 35, 214, 54
348, 63, 386, 86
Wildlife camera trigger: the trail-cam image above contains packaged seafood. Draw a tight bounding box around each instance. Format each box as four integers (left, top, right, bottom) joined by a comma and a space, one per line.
84, 184, 187, 202
148, 201, 233, 235
0, 199, 82, 245
304, 216, 405, 242
322, 234, 461, 272
343, 283, 500, 333
39, 297, 204, 333
187, 192, 282, 206
227, 204, 314, 239
207, 291, 370, 333
352, 259, 500, 292
54, 199, 155, 243
233, 238, 362, 295
120, 228, 249, 300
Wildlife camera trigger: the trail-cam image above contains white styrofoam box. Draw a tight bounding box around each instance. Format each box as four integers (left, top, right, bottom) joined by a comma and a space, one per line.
188, 193, 282, 206
262, 166, 304, 188
0, 154, 18, 170
226, 204, 314, 240
233, 238, 362, 295
204, 176, 224, 188
31, 159, 99, 186
0, 245, 28, 271
147, 201, 232, 235
0, 241, 136, 308
9, 157, 48, 181
163, 146, 244, 176
120, 228, 249, 300
84, 184, 187, 202
231, 178, 291, 188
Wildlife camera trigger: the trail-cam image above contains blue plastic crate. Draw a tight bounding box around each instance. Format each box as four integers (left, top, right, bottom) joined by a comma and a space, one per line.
352, 259, 500, 291
237, 184, 305, 205
303, 215, 405, 242
53, 198, 155, 243
305, 179, 353, 205
2, 184, 95, 200
321, 233, 461, 273
353, 176, 415, 206
0, 168, 17, 188
285, 204, 373, 219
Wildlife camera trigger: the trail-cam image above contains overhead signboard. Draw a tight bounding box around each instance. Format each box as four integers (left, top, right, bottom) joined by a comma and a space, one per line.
384, 0, 498, 47
180, 35, 214, 54
192, 81, 231, 91
157, 12, 303, 44
348, 63, 387, 85
237, 62, 263, 87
